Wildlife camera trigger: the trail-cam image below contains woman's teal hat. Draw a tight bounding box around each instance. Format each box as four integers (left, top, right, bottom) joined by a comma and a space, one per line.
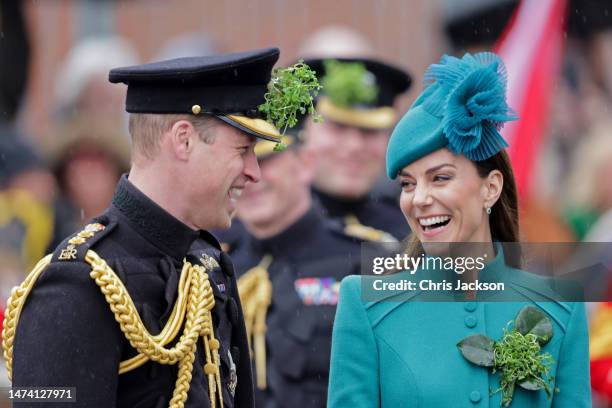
386, 52, 518, 179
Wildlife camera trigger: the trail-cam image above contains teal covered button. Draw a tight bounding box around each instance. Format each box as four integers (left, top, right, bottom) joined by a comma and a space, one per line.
469, 390, 481, 403
464, 302, 477, 312
464, 315, 477, 328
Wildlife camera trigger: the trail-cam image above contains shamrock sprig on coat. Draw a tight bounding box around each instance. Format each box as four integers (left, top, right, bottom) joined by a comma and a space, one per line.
457, 306, 558, 407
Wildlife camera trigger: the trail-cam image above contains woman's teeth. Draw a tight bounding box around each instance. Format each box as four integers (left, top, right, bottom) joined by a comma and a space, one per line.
419, 215, 451, 231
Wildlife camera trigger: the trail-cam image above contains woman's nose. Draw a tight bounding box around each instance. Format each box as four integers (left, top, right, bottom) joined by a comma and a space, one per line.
412, 183, 433, 207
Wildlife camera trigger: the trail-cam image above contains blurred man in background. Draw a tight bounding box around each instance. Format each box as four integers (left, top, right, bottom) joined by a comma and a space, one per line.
231, 131, 375, 407
297, 27, 413, 241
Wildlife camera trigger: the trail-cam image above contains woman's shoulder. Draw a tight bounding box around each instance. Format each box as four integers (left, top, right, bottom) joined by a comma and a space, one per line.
339, 274, 362, 291
337, 273, 430, 331
338, 274, 402, 312
503, 265, 586, 305
338, 275, 389, 307
490, 264, 587, 335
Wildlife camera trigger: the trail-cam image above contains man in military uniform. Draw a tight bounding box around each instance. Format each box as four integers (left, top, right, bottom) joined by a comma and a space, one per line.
228, 133, 369, 407
5, 48, 290, 408
300, 56, 412, 241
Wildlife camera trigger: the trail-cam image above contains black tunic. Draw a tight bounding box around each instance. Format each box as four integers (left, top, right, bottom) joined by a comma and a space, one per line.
12, 175, 254, 408
312, 187, 409, 241
229, 207, 363, 408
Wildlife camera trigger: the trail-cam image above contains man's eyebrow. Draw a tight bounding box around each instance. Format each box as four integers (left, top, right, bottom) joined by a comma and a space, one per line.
234, 137, 258, 147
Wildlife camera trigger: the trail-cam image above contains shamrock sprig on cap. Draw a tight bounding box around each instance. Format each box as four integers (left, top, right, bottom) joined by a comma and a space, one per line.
259, 60, 322, 151
322, 59, 378, 108
457, 306, 557, 407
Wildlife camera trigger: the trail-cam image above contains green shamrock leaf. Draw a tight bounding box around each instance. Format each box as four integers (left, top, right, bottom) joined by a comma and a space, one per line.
515, 306, 553, 345
518, 379, 544, 391
457, 334, 495, 367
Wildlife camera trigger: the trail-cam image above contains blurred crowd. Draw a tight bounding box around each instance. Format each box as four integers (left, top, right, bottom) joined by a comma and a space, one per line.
2, 0, 612, 406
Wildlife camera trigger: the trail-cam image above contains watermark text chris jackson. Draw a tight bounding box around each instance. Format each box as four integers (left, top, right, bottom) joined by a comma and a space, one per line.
371, 279, 505, 292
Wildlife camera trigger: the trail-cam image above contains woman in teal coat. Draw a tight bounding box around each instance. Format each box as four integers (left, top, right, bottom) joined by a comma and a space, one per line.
327, 52, 591, 407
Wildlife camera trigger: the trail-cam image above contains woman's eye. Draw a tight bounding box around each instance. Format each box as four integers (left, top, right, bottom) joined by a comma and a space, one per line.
400, 180, 415, 190
433, 174, 451, 182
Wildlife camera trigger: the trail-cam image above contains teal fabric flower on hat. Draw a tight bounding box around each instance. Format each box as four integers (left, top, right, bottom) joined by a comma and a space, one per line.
386, 52, 518, 178
427, 52, 517, 161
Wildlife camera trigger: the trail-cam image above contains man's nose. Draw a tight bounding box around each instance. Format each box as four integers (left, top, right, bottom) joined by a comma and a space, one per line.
343, 128, 367, 153
244, 150, 261, 183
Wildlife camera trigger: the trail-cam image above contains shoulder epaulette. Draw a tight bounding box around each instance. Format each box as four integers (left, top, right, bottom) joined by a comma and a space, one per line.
51, 221, 115, 264
343, 222, 398, 242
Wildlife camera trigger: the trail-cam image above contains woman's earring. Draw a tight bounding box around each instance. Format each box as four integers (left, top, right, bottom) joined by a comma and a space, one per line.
486, 207, 492, 215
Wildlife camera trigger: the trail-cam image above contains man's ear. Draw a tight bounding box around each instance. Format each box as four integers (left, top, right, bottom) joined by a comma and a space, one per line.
170, 120, 196, 161
483, 169, 504, 209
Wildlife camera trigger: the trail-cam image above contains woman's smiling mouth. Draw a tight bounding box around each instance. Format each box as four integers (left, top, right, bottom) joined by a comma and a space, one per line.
418, 215, 452, 237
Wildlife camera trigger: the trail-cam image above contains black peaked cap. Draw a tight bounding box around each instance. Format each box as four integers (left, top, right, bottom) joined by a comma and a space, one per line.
109, 47, 280, 116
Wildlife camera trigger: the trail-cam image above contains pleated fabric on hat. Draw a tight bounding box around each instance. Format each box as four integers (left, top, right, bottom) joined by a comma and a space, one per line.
386, 52, 518, 179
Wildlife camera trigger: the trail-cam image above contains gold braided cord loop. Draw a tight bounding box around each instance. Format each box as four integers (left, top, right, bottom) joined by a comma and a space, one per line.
88, 252, 224, 408
87, 251, 212, 365
118, 261, 192, 374
169, 340, 198, 408
237, 255, 273, 390
166, 262, 221, 408
2, 254, 53, 381
2, 248, 224, 408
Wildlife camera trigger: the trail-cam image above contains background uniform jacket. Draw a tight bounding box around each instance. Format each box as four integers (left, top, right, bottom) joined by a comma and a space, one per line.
312, 188, 409, 241
230, 206, 363, 408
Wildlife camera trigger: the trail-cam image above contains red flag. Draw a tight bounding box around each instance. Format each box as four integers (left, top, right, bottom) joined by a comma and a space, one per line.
495, 0, 567, 202
590, 302, 612, 401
